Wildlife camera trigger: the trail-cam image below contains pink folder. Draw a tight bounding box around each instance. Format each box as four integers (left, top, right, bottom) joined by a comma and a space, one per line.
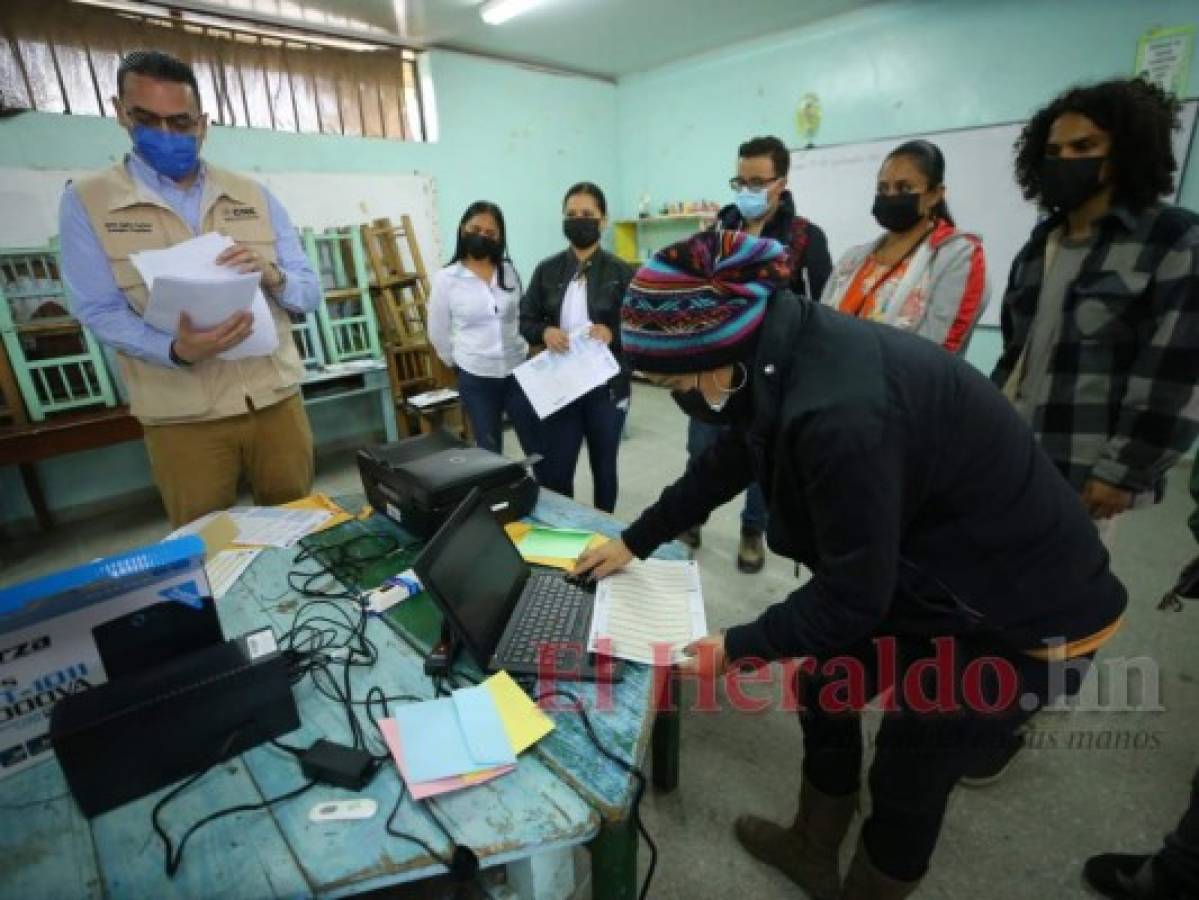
378, 717, 515, 799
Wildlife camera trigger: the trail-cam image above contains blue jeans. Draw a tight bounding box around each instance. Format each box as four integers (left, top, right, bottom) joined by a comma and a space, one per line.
455, 369, 541, 458
686, 418, 767, 532
540, 385, 628, 513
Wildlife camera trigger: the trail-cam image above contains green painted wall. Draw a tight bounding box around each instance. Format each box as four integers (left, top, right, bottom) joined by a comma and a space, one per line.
616, 0, 1199, 376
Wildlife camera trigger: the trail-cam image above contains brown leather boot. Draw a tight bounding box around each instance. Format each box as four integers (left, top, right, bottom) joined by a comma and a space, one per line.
737, 527, 765, 573
734, 778, 857, 899
840, 840, 922, 899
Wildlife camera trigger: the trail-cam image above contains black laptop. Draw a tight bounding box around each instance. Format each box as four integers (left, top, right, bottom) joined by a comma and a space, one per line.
413, 489, 620, 682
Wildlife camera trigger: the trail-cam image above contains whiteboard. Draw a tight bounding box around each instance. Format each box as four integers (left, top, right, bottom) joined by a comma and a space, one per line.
0, 167, 442, 273
789, 100, 1198, 326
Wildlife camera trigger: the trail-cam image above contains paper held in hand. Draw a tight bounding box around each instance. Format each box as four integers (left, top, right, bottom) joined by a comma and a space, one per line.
513, 330, 620, 419
130, 232, 278, 360
587, 559, 708, 665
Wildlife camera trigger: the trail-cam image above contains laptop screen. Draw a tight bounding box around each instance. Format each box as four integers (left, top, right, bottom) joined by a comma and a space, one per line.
414, 490, 527, 669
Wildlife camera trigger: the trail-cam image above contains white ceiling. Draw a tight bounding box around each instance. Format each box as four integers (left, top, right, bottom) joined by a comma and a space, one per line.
174, 0, 880, 79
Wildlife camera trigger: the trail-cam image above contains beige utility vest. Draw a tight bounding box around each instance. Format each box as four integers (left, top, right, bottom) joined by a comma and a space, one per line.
73, 161, 305, 424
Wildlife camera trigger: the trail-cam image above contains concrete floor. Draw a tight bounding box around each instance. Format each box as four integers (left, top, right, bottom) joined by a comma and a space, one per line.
3, 380, 1197, 899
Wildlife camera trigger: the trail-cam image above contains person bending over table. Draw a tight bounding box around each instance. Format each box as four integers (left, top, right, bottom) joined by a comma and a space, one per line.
574, 229, 1127, 899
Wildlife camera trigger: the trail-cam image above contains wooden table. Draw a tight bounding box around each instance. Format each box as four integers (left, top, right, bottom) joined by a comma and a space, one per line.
0, 363, 398, 531
0, 492, 685, 899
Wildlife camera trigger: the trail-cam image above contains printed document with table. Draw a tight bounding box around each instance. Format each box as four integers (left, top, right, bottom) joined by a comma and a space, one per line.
514, 330, 620, 419
588, 559, 708, 666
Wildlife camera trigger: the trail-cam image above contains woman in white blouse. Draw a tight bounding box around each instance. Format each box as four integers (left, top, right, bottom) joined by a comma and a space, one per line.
427, 201, 540, 455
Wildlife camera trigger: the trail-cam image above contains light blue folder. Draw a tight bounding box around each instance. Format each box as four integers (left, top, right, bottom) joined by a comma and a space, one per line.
391, 685, 517, 784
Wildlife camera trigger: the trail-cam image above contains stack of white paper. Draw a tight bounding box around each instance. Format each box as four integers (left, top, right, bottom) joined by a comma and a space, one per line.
513, 331, 620, 419
587, 559, 708, 665
130, 232, 278, 360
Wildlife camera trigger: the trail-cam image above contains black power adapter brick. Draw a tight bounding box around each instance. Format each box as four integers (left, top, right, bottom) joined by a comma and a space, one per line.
300, 739, 376, 790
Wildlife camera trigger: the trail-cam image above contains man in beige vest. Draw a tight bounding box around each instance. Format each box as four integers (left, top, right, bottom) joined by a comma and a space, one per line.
60, 50, 321, 527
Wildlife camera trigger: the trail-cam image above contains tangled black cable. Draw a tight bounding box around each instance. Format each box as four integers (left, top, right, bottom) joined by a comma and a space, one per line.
151, 535, 415, 877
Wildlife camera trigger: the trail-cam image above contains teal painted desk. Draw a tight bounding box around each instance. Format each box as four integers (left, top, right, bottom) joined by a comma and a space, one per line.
366, 491, 688, 900
0, 516, 597, 898
0, 492, 684, 899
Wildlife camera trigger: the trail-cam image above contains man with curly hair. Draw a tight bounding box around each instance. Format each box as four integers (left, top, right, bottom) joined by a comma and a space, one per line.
995, 77, 1199, 527
981, 80, 1199, 785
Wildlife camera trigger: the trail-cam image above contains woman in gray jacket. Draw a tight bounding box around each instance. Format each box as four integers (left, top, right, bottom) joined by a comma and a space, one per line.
821, 140, 988, 353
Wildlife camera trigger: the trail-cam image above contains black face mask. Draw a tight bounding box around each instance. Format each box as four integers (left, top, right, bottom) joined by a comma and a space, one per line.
872, 192, 924, 233
671, 388, 729, 425
462, 232, 501, 261
563, 217, 601, 249
670, 368, 752, 426
1040, 156, 1106, 211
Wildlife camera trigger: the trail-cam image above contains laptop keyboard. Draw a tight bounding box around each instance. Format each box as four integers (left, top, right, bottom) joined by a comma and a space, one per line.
501, 575, 589, 666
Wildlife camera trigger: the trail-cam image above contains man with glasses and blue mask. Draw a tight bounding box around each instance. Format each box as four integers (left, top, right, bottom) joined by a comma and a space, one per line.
679, 135, 832, 573
59, 50, 321, 528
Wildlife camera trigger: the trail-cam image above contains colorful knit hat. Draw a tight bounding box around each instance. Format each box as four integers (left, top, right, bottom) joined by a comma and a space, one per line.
621, 230, 790, 373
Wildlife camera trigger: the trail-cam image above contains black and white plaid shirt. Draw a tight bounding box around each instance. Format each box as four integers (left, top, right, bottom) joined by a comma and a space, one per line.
992, 202, 1199, 498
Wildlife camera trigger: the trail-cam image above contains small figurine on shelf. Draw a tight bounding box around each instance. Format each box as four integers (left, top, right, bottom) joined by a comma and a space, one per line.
638, 192, 651, 219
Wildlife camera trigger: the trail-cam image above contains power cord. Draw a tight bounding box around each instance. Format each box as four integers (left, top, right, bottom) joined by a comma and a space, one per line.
446, 668, 659, 900
151, 728, 317, 877
384, 780, 480, 881
151, 540, 416, 878
533, 687, 658, 900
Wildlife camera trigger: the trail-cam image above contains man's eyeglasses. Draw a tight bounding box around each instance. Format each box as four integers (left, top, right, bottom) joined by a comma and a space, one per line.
729, 176, 781, 191
121, 104, 203, 133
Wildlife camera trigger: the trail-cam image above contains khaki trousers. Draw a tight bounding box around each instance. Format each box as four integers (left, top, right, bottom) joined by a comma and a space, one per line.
143, 393, 314, 527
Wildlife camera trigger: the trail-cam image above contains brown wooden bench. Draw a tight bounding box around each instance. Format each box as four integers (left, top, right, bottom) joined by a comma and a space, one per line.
0, 406, 144, 530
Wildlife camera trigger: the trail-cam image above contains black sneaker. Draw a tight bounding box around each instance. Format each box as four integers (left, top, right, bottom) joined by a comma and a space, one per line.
1083, 853, 1178, 899
959, 733, 1026, 788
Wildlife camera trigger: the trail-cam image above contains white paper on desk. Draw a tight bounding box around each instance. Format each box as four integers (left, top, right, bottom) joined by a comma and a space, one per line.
226, 506, 331, 548
587, 559, 708, 666
167, 506, 331, 549
513, 331, 620, 420
206, 548, 262, 599
409, 387, 459, 409
130, 232, 278, 360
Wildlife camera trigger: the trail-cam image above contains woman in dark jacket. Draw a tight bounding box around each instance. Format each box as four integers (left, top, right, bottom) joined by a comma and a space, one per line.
519, 183, 634, 513
576, 229, 1127, 899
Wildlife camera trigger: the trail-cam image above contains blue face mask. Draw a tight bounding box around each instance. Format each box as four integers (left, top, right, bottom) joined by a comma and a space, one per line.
734, 187, 770, 222
131, 125, 200, 180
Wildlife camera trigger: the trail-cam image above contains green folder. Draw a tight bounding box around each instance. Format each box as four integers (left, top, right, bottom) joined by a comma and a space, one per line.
517, 527, 595, 560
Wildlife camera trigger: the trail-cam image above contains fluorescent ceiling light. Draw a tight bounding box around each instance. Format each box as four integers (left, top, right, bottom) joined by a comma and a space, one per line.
480, 0, 542, 26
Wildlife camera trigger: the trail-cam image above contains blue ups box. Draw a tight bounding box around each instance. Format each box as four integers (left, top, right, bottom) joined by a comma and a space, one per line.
0, 537, 214, 780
